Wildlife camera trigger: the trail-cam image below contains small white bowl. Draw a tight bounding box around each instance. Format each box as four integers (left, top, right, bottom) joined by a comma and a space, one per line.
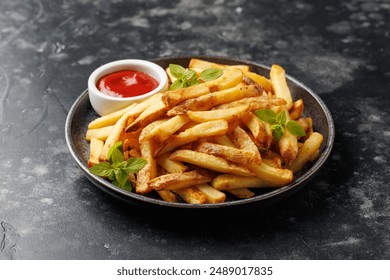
88, 59, 168, 116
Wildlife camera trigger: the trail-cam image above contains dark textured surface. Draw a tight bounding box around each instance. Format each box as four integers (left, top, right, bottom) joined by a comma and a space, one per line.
0, 0, 389, 259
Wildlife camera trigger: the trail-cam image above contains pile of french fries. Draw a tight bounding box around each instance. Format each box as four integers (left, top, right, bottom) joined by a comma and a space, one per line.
86, 58, 323, 204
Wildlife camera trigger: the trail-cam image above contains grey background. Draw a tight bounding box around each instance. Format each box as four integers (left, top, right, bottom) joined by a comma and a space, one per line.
0, 0, 389, 259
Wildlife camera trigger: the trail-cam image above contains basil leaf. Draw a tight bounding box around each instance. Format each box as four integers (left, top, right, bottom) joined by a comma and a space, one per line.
89, 162, 114, 177
184, 78, 199, 88
286, 120, 306, 137
121, 180, 133, 192
107, 171, 116, 181
107, 141, 123, 163
272, 125, 284, 142
169, 64, 186, 78
184, 69, 197, 80
110, 147, 124, 164
114, 168, 128, 187
276, 111, 287, 126
170, 79, 184, 90
111, 180, 120, 187
256, 109, 276, 124
112, 175, 132, 192
123, 158, 147, 173
200, 68, 223, 82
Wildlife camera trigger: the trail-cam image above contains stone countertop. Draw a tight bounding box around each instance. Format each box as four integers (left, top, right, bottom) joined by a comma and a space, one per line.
0, 0, 389, 260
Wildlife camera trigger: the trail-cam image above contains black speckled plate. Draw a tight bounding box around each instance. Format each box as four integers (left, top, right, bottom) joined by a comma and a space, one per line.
65, 56, 335, 208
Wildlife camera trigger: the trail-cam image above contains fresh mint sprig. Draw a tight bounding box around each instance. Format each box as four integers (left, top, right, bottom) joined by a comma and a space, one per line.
89, 141, 146, 192
169, 64, 223, 90
256, 109, 306, 141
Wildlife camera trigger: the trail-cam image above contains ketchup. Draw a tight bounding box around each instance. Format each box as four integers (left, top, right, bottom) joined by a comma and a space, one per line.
97, 70, 159, 98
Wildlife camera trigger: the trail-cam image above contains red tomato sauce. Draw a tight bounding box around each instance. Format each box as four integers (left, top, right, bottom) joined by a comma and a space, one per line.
97, 70, 159, 98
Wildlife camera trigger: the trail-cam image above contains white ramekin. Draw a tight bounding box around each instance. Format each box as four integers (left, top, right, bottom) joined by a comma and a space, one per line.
88, 59, 168, 116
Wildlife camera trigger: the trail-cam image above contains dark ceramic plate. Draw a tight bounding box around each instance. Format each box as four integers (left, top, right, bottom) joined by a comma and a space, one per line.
65, 56, 335, 208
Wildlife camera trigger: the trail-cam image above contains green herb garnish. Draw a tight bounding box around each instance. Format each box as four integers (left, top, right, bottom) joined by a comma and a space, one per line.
89, 141, 146, 192
169, 64, 223, 90
256, 109, 306, 141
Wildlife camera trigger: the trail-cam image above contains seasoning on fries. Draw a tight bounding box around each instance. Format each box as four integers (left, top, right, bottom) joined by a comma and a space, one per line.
86, 59, 323, 204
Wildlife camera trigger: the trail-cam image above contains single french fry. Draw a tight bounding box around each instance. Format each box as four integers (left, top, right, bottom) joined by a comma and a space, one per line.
242, 112, 272, 148
243, 71, 273, 93
195, 142, 258, 165
136, 141, 156, 194
310, 149, 320, 162
189, 58, 250, 72
99, 109, 135, 161
288, 132, 323, 173
173, 187, 207, 204
212, 174, 270, 190
86, 125, 114, 142
167, 84, 259, 116
157, 190, 178, 203
247, 163, 293, 186
196, 183, 226, 203
157, 153, 188, 173
298, 117, 313, 141
88, 103, 138, 129
149, 170, 213, 191
227, 188, 255, 198
162, 83, 210, 108
187, 105, 249, 123
213, 96, 286, 110
289, 99, 304, 120
141, 115, 190, 142
156, 120, 229, 156
88, 138, 104, 167
228, 126, 261, 163
135, 121, 165, 194
169, 150, 254, 177
278, 108, 298, 164
270, 64, 293, 110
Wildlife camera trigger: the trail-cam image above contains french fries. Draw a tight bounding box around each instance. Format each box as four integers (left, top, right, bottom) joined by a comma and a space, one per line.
86, 125, 114, 142
156, 120, 229, 156
196, 183, 226, 203
270, 64, 293, 110
169, 150, 254, 177
212, 174, 269, 190
167, 84, 259, 116
229, 126, 262, 164
187, 105, 250, 123
85, 58, 325, 205
189, 58, 250, 72
195, 142, 258, 165
173, 187, 207, 204
278, 107, 299, 164
149, 169, 213, 191
88, 138, 104, 167
288, 132, 323, 173
135, 121, 164, 193
242, 112, 272, 148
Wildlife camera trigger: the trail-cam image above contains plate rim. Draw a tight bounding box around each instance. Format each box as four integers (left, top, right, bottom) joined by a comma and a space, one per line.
65, 56, 335, 209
